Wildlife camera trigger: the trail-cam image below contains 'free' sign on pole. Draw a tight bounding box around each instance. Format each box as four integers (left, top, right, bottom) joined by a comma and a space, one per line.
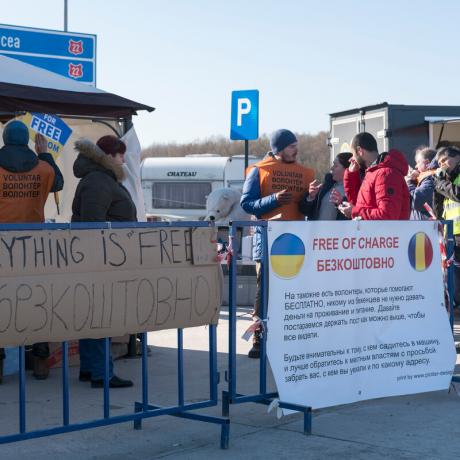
230, 90, 259, 140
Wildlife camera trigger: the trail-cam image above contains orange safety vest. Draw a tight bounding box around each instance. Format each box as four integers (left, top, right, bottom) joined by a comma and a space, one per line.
0, 161, 55, 223
250, 156, 315, 221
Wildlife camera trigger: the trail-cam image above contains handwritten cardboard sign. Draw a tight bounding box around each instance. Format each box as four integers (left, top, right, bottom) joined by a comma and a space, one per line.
0, 226, 222, 347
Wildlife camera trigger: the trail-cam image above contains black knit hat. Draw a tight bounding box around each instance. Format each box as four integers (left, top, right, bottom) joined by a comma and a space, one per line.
270, 129, 297, 154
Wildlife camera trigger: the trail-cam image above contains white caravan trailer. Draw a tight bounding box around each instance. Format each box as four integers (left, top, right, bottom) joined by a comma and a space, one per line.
141, 154, 258, 220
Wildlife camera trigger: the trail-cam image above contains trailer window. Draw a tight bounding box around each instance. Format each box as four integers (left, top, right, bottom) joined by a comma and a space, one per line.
152, 182, 211, 209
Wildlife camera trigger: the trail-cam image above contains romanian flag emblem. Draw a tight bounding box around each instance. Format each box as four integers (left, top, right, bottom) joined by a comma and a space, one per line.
270, 233, 305, 279
408, 232, 433, 272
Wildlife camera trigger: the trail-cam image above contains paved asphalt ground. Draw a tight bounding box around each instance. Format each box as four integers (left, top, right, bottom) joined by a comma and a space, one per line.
0, 306, 460, 460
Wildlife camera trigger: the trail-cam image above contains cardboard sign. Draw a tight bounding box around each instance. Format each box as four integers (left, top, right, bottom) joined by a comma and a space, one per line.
266, 221, 456, 410
19, 112, 73, 157
0, 226, 222, 347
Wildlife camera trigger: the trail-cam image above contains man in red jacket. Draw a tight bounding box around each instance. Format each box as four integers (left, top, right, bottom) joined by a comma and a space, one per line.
339, 132, 410, 220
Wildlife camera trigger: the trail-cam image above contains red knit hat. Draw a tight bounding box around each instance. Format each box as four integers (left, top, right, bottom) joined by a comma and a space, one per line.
96, 135, 126, 156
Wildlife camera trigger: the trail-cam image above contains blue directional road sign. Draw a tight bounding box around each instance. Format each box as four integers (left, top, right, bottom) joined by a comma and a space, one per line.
230, 90, 259, 140
0, 24, 96, 85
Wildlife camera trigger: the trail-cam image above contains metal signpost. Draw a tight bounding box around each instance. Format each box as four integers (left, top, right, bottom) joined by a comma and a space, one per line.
230, 89, 259, 171
0, 24, 96, 85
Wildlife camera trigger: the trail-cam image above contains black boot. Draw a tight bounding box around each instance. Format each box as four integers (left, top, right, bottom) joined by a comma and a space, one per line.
33, 356, 50, 380
91, 375, 133, 388
248, 329, 261, 359
79, 371, 92, 382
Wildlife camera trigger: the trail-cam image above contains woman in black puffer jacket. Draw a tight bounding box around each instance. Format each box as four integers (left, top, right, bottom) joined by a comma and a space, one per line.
72, 135, 136, 388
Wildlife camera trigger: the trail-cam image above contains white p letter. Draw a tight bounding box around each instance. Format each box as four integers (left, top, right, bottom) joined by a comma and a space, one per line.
237, 98, 251, 126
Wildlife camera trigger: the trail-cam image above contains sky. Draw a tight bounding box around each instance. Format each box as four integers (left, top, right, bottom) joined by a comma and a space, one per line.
2, 0, 460, 148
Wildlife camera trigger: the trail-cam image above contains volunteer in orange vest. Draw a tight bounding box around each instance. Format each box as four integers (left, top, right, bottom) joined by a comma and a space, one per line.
0, 120, 63, 383
240, 129, 315, 358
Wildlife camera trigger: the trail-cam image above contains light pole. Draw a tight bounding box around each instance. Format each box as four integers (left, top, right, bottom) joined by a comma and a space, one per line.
64, 0, 68, 31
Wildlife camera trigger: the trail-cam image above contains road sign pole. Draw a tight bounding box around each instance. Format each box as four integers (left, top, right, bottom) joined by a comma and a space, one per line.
244, 140, 249, 174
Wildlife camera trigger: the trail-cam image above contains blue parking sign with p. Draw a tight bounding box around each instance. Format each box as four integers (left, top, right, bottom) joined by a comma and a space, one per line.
230, 90, 259, 140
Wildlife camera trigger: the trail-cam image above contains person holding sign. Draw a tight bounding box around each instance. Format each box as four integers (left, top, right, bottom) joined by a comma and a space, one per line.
299, 152, 352, 220
0, 120, 63, 382
339, 132, 410, 220
240, 129, 315, 358
72, 135, 136, 388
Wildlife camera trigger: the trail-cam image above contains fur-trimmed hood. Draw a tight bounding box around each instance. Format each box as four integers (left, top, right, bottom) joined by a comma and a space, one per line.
74, 138, 125, 182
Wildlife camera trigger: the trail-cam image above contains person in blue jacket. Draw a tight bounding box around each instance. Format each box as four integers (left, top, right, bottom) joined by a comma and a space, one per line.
240, 129, 315, 358
405, 147, 436, 219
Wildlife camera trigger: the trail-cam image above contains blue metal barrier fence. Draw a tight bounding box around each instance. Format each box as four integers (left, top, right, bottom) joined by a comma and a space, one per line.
0, 221, 230, 449
222, 220, 312, 433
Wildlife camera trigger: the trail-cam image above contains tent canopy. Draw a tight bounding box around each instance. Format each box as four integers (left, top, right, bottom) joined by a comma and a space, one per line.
0, 55, 154, 118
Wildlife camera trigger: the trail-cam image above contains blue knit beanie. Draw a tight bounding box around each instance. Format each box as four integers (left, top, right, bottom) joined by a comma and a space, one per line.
270, 129, 297, 154
3, 120, 29, 146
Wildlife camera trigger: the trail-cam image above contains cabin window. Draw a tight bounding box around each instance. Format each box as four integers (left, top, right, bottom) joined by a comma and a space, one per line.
152, 182, 212, 209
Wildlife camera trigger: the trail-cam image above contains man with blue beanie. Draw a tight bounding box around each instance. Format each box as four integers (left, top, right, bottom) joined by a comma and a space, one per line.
240, 129, 315, 358
0, 120, 63, 383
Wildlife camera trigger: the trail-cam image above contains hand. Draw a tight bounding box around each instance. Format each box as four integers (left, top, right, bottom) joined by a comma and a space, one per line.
338, 201, 353, 218
349, 157, 360, 173
275, 189, 293, 205
35, 133, 48, 154
307, 179, 322, 200
329, 188, 343, 206
406, 169, 419, 182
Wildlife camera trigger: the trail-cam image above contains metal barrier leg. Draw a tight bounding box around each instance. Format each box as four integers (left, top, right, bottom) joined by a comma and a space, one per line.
133, 402, 143, 430
278, 401, 312, 435
222, 223, 238, 417
134, 332, 149, 430
62, 342, 70, 426
103, 338, 110, 419
303, 407, 312, 435
18, 346, 26, 434
220, 419, 230, 449
222, 390, 230, 417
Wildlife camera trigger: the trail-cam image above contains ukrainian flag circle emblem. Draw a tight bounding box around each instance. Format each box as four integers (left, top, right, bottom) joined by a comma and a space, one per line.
408, 232, 433, 272
270, 233, 305, 279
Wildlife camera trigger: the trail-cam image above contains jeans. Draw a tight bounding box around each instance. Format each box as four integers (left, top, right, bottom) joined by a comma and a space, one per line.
79, 338, 113, 381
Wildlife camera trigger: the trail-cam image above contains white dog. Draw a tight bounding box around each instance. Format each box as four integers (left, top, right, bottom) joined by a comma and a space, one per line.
205, 187, 251, 226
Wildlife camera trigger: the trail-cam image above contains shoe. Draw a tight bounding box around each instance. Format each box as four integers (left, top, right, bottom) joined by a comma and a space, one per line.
248, 343, 260, 359
79, 371, 92, 382
248, 327, 261, 359
33, 356, 50, 380
91, 375, 134, 388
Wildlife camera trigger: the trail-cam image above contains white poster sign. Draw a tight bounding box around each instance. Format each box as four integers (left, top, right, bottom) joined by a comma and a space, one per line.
266, 221, 456, 410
